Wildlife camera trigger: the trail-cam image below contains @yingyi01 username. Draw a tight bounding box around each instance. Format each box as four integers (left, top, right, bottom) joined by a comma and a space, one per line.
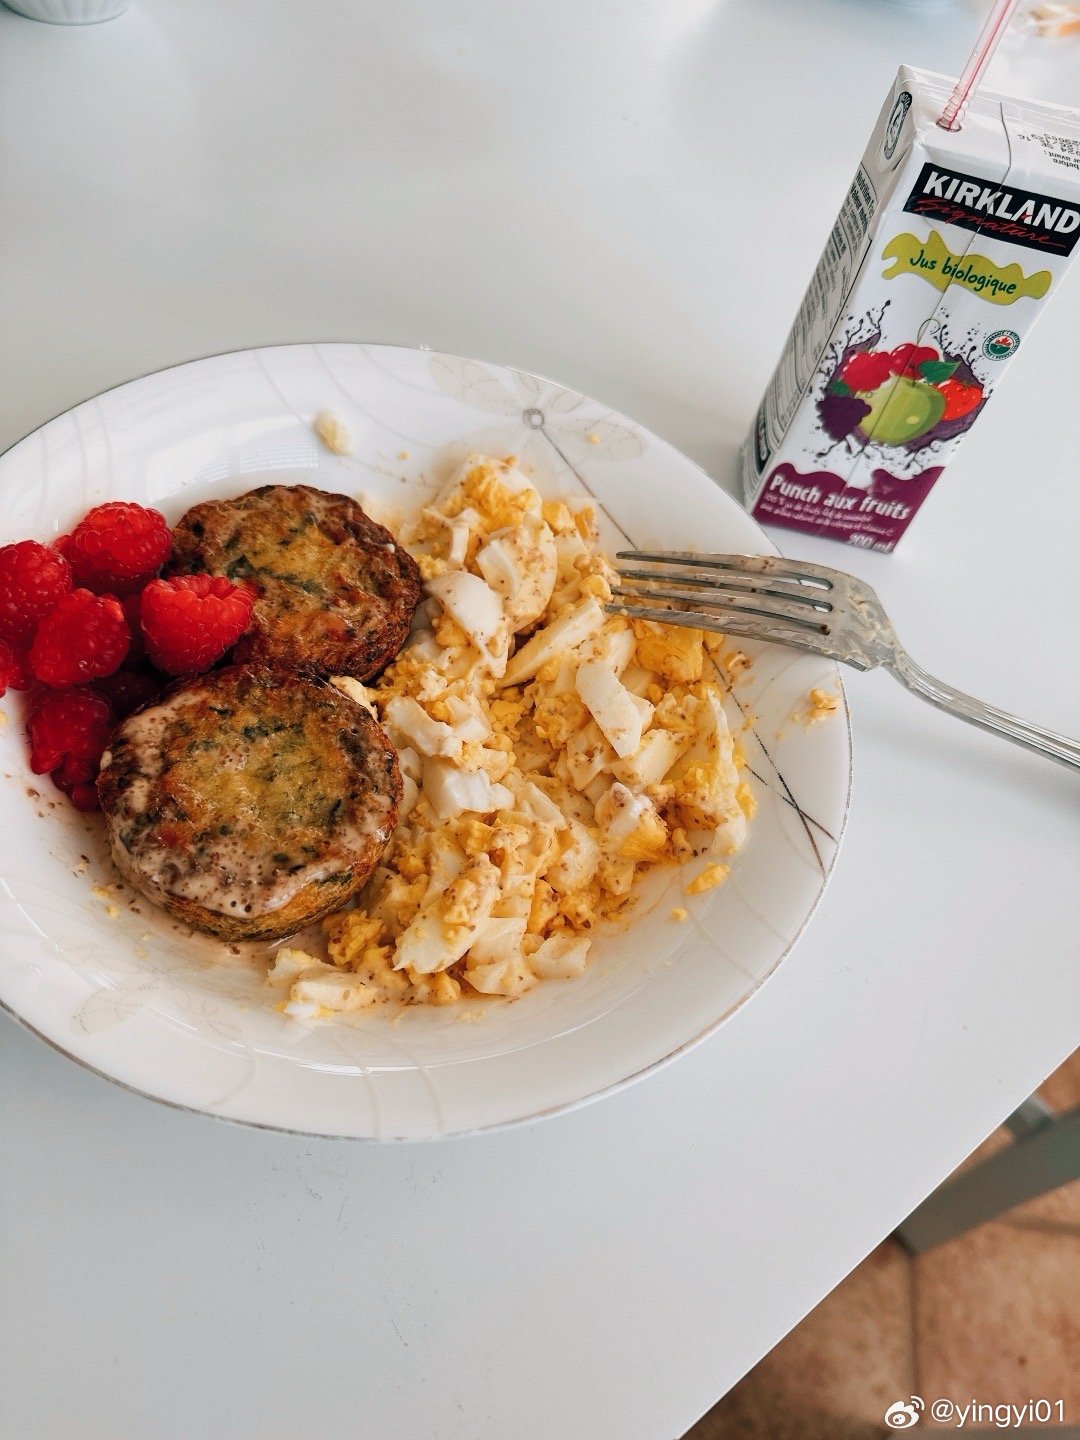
884, 1396, 1067, 1428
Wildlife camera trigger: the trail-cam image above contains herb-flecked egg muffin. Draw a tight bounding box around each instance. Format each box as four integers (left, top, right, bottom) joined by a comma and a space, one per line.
166, 485, 422, 679
96, 666, 402, 941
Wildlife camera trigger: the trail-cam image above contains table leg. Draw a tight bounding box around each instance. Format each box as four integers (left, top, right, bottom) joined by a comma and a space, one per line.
894, 1105, 1080, 1256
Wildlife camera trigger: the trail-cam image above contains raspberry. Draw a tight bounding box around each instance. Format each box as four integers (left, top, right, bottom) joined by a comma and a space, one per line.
140, 574, 256, 675
29, 589, 131, 687
839, 349, 893, 393
0, 540, 73, 646
64, 501, 171, 596
27, 687, 114, 810
0, 639, 31, 698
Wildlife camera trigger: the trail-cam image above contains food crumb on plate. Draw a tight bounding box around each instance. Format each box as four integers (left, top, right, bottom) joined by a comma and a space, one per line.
313, 410, 354, 456
105, 904, 121, 920
720, 649, 751, 680
671, 906, 688, 922
398, 449, 410, 461
805, 687, 840, 725
684, 862, 729, 896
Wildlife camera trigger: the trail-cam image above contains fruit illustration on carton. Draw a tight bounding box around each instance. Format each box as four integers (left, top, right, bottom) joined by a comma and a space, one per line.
741, 67, 1080, 552
820, 338, 984, 448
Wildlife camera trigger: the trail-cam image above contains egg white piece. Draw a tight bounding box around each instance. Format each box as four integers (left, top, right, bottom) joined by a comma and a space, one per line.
467, 915, 529, 965
610, 727, 691, 790
501, 598, 605, 687
544, 818, 601, 894
422, 757, 513, 820
476, 514, 557, 631
396, 856, 501, 973
426, 570, 504, 651
464, 953, 537, 998
595, 782, 658, 848
575, 660, 652, 759
529, 934, 591, 980
383, 696, 462, 759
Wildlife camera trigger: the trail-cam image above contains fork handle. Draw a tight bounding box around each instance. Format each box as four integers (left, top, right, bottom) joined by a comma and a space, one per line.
887, 651, 1080, 772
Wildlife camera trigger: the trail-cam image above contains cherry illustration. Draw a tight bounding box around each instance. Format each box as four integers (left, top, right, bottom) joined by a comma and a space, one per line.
888, 342, 939, 377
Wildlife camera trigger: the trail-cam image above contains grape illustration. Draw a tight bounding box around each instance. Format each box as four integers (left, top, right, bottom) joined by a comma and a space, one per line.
818, 391, 871, 442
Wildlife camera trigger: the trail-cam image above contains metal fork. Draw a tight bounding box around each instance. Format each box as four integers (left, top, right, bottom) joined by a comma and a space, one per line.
607, 552, 1080, 772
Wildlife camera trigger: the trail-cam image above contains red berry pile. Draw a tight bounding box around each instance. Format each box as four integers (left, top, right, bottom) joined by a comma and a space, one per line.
0, 499, 258, 810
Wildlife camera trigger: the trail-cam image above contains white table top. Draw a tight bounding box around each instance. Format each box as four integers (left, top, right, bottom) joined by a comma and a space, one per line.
1, 3, 1078, 1437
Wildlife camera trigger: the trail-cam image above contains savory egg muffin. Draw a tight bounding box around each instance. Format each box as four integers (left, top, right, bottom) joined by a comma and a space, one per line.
97, 665, 401, 941
167, 485, 422, 679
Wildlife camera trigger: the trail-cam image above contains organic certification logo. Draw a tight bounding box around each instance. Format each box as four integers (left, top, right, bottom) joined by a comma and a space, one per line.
983, 328, 1020, 360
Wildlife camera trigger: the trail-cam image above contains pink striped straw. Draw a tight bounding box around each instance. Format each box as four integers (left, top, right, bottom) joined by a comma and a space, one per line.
937, 0, 1021, 131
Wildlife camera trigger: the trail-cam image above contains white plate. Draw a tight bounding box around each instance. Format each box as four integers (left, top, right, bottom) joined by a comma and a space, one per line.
0, 344, 851, 1139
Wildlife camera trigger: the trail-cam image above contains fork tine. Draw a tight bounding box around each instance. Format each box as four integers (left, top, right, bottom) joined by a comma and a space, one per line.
609, 585, 829, 633
604, 601, 828, 654
616, 551, 837, 591
615, 566, 832, 611
605, 602, 728, 634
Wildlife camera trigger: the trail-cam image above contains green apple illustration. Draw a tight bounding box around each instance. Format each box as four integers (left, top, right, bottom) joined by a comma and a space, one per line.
859, 376, 946, 445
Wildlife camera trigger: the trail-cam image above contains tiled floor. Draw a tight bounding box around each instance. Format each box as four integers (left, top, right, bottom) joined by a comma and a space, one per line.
686, 1052, 1080, 1439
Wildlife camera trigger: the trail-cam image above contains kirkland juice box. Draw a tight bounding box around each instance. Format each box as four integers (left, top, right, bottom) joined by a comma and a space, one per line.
741, 67, 1080, 551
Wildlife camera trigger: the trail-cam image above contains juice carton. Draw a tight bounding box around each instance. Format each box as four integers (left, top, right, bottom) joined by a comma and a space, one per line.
741, 67, 1080, 551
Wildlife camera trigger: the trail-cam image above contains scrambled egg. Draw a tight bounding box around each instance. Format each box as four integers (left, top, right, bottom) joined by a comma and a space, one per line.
684, 862, 730, 896
806, 688, 840, 725
270, 454, 753, 1016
